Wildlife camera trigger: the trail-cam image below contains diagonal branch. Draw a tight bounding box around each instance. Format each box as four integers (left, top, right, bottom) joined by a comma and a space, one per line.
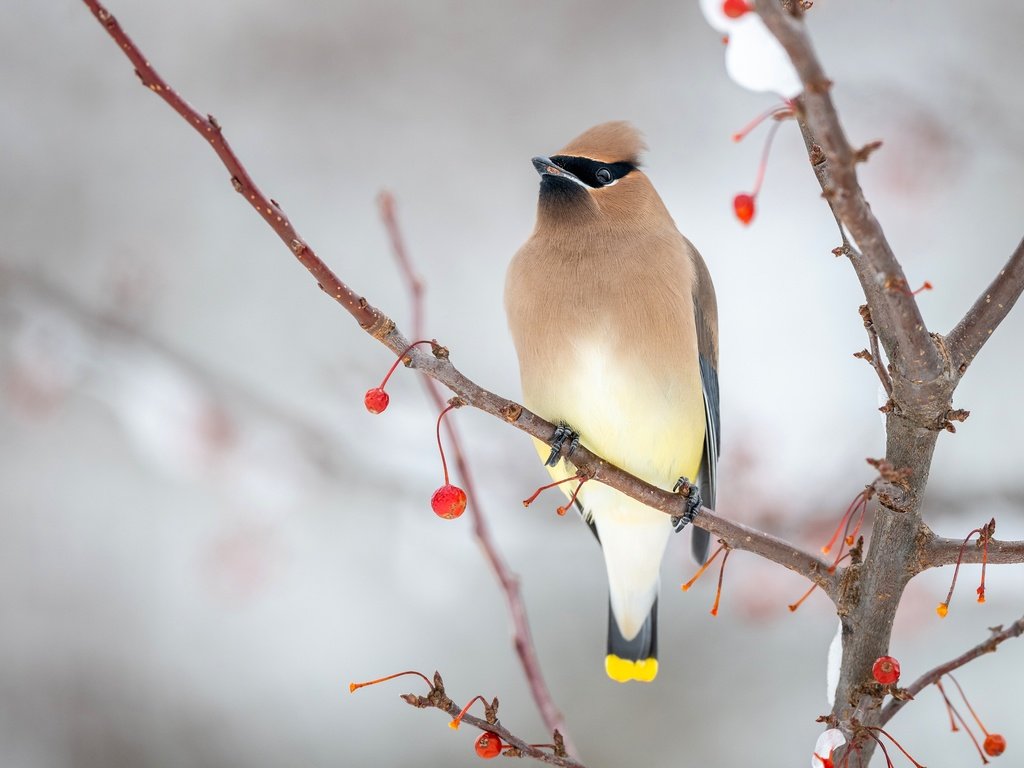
755, 0, 943, 384
80, 0, 836, 596
945, 236, 1024, 376
378, 192, 576, 754
879, 616, 1024, 725
80, 0, 390, 338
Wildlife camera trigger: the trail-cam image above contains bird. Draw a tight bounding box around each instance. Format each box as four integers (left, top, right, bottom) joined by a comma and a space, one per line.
504, 122, 719, 683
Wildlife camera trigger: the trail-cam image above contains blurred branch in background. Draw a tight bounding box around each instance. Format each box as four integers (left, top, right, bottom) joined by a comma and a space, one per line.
377, 191, 575, 754
0, 264, 351, 497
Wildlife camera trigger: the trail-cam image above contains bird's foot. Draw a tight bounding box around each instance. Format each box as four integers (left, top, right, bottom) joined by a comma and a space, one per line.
671, 477, 702, 533
545, 423, 580, 467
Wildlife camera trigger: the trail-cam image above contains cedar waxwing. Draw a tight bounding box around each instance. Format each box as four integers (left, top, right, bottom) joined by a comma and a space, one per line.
505, 122, 720, 683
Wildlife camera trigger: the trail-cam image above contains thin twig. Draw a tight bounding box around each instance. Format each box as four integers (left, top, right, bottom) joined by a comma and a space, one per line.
79, 0, 836, 595
879, 616, 1024, 725
946, 236, 1024, 376
377, 191, 576, 755
80, 0, 390, 337
362, 671, 587, 768
857, 304, 893, 397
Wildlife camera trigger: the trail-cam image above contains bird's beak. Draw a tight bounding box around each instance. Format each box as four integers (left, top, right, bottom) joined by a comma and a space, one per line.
532, 156, 587, 188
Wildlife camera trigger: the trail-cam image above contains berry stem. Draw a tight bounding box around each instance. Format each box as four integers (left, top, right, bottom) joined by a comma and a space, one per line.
450, 694, 488, 730
556, 476, 589, 516
865, 727, 926, 768
822, 490, 868, 555
751, 116, 783, 198
376, 339, 437, 390
788, 582, 818, 612
935, 679, 961, 732
948, 674, 993, 738
710, 547, 732, 616
937, 525, 985, 617
938, 678, 989, 763
681, 541, 727, 591
732, 101, 793, 143
522, 474, 585, 507
436, 403, 458, 485
349, 669, 433, 694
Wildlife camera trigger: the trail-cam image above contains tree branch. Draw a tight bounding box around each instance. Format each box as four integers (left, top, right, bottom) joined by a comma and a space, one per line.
946, 236, 1024, 376
80, 0, 391, 338
920, 531, 1024, 570
80, 0, 836, 597
358, 671, 588, 768
755, 0, 943, 385
879, 616, 1024, 726
378, 192, 576, 755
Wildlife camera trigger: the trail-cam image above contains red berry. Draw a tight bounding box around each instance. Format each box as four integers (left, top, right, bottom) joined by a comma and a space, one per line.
364, 387, 389, 414
984, 733, 1006, 757
722, 0, 752, 19
733, 193, 755, 224
872, 655, 900, 685
475, 731, 502, 759
431, 484, 467, 519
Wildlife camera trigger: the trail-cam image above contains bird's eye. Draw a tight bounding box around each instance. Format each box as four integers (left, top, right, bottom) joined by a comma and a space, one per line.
595, 167, 613, 185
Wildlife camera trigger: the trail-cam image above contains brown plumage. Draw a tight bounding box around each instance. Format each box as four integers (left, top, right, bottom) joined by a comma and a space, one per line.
505, 122, 719, 683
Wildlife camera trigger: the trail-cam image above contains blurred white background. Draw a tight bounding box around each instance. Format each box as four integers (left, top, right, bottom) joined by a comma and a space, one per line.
2, 1, 1023, 766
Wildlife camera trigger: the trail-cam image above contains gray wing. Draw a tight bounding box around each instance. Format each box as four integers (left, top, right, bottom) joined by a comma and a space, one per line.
690, 244, 720, 564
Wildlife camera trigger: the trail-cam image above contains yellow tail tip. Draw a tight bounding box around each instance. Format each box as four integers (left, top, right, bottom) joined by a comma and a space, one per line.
605, 655, 658, 683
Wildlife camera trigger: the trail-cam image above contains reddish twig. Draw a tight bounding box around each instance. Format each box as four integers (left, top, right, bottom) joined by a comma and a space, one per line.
353, 670, 585, 768
80, 0, 391, 337
79, 1, 837, 602
879, 615, 1024, 725
377, 191, 576, 754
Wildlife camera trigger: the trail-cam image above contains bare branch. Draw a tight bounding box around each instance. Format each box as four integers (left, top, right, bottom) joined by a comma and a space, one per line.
80, 0, 391, 337
921, 532, 1024, 570
80, 0, 835, 596
879, 616, 1024, 725
946, 236, 1024, 375
755, 0, 943, 384
358, 671, 587, 768
377, 192, 576, 754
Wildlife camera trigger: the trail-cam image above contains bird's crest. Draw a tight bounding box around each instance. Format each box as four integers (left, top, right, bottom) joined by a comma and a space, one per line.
557, 121, 646, 165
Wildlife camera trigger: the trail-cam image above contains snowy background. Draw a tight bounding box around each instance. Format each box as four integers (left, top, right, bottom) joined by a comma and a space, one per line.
2, 1, 1023, 766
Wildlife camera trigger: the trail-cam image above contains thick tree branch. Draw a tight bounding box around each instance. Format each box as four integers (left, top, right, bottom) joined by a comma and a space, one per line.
378, 192, 576, 755
80, 0, 835, 597
879, 616, 1024, 725
755, 0, 943, 385
946, 236, 1024, 375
